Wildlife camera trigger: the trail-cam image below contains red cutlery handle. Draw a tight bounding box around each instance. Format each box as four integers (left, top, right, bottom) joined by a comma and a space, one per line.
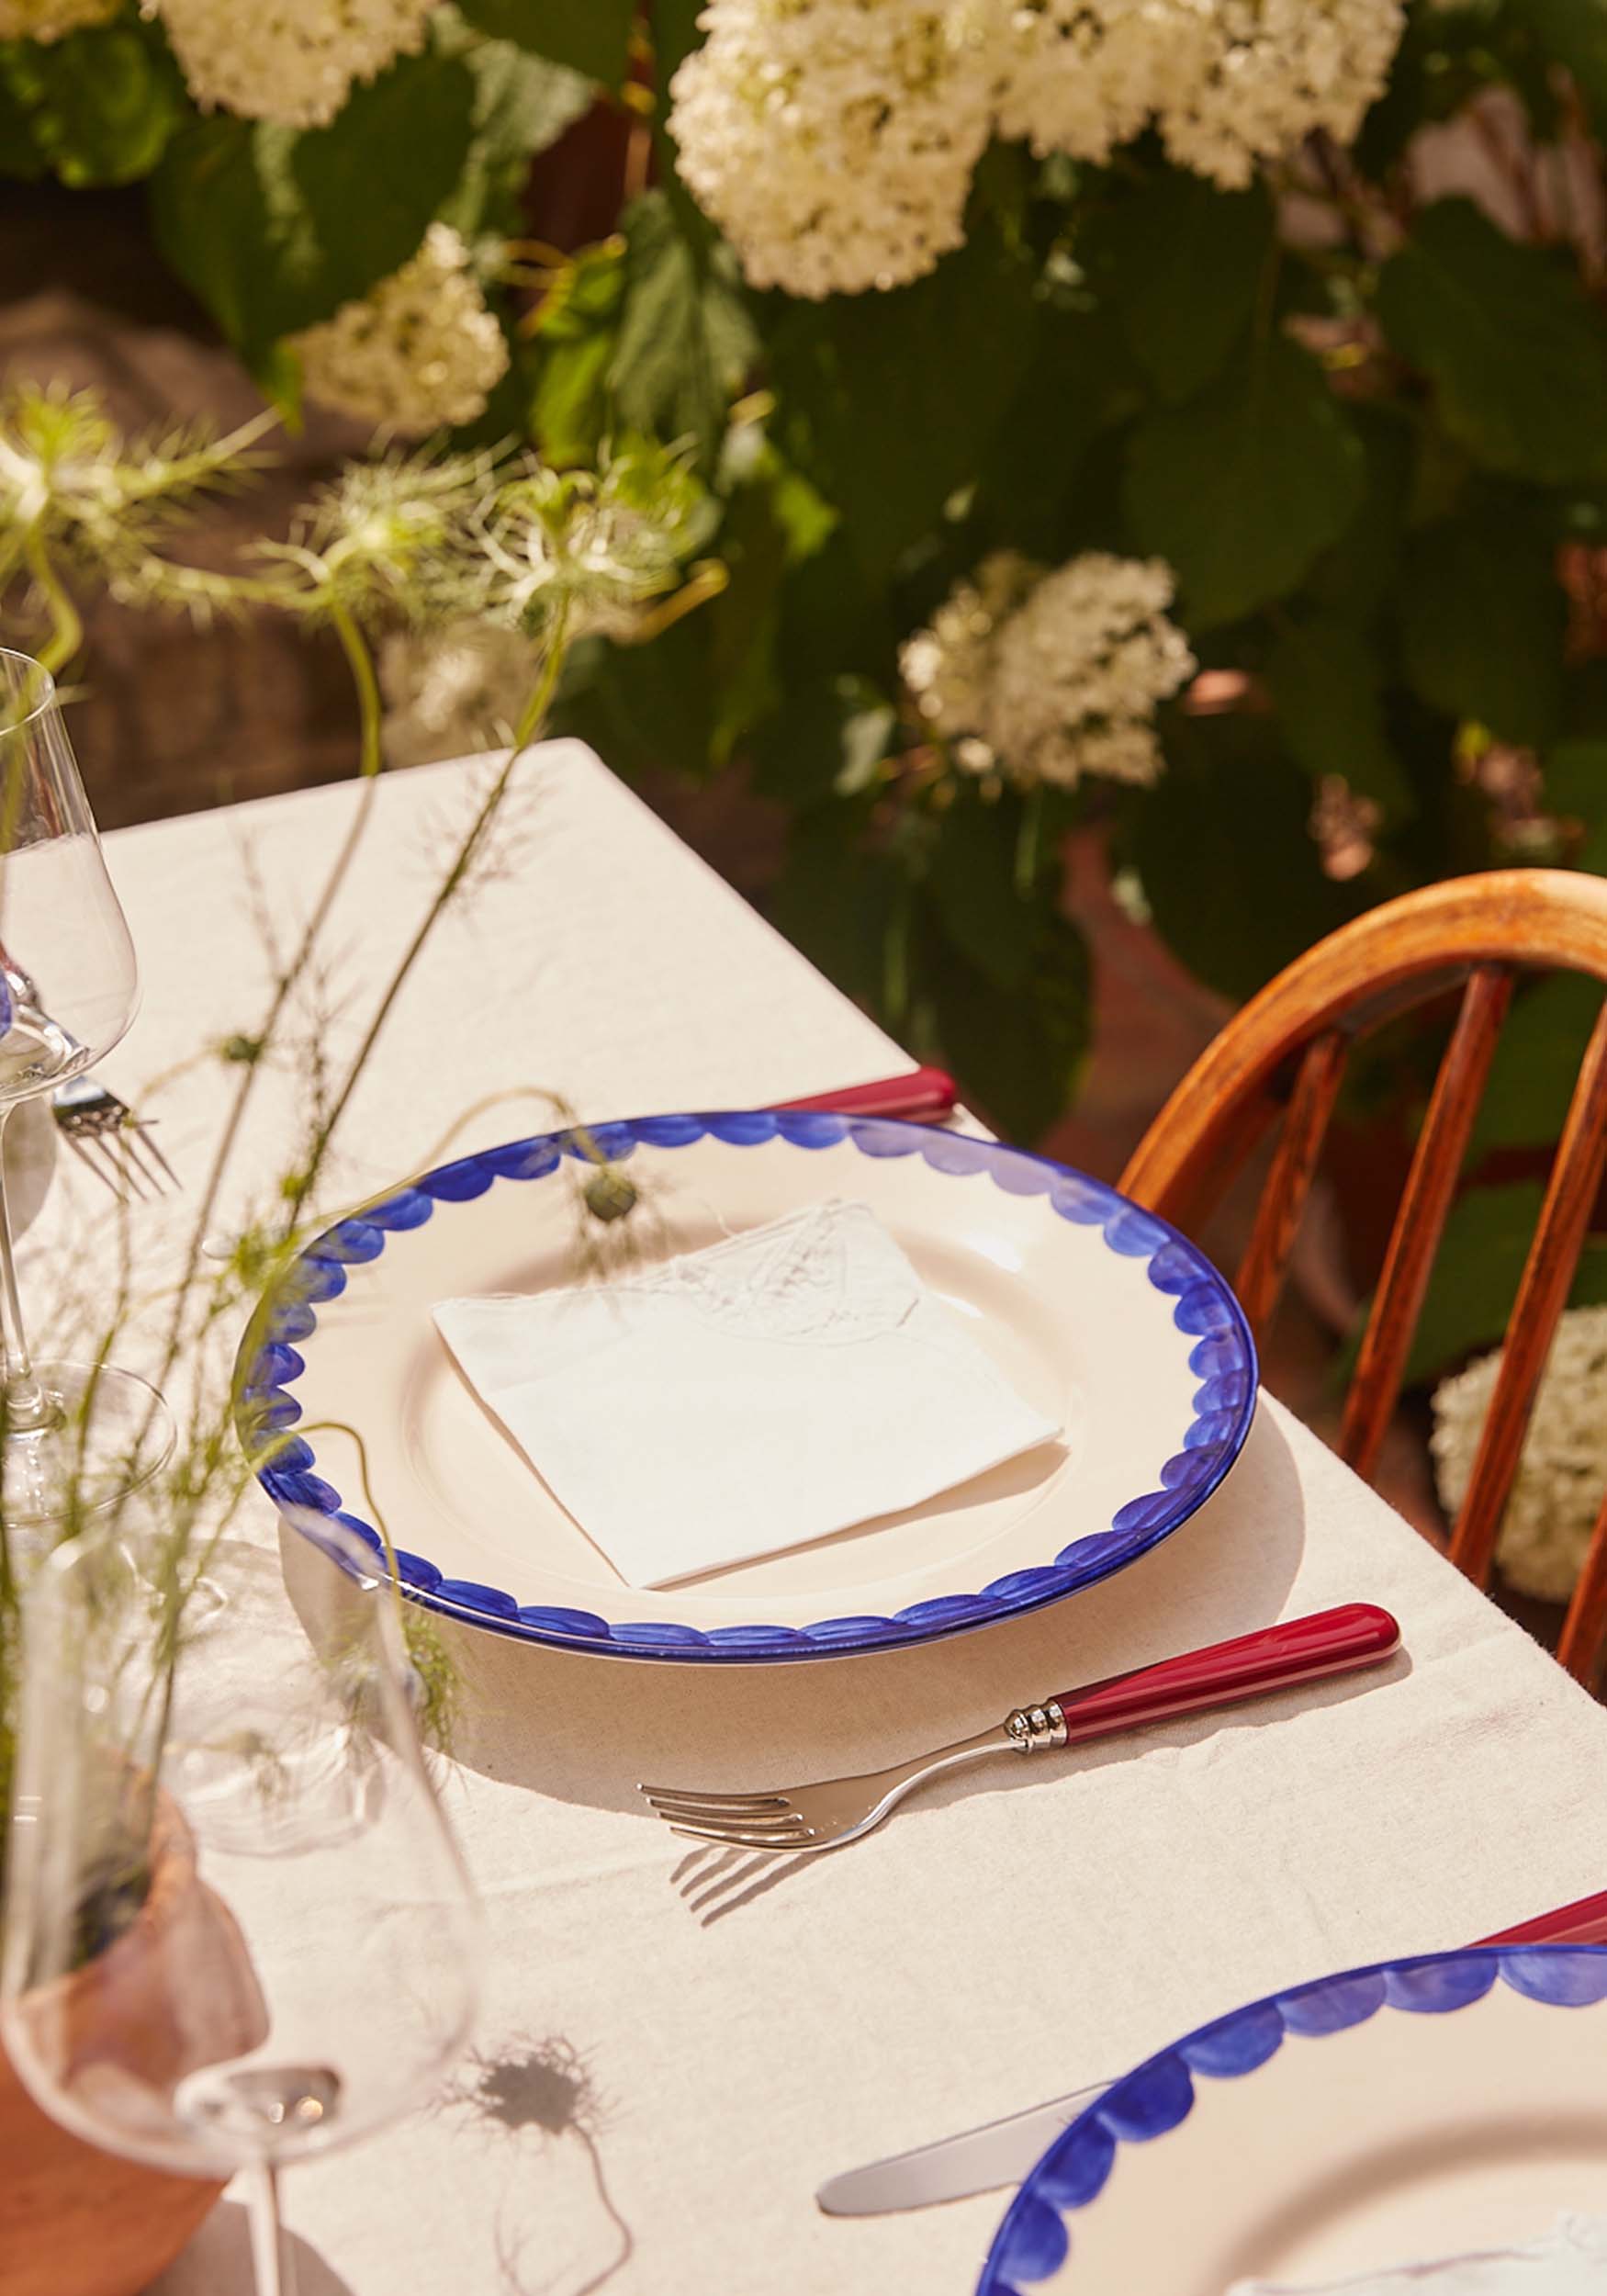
773, 1066, 958, 1121
1480, 1889, 1607, 1948
1050, 1604, 1400, 1745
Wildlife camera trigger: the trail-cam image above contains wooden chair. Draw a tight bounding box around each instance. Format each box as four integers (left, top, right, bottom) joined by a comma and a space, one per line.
1118, 869, 1607, 1683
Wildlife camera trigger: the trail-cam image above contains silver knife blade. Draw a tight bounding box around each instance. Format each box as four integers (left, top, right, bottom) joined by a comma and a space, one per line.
817, 1887, 1607, 2218
815, 2077, 1107, 2216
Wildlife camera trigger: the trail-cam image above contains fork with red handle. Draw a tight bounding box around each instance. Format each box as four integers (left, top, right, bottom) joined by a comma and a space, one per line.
772, 1066, 958, 1121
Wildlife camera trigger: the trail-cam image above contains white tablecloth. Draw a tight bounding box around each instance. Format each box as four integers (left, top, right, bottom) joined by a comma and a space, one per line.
40, 745, 1607, 2296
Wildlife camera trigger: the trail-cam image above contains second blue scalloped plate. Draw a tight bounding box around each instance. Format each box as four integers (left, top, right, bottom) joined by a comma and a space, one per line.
981, 1944, 1607, 2294
235, 1112, 1255, 1665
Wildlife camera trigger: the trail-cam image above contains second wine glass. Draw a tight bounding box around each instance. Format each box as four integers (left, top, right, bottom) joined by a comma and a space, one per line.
1, 1514, 482, 2296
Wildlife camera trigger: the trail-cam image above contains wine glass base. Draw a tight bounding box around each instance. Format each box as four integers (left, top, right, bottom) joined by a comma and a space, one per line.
3, 1361, 175, 1525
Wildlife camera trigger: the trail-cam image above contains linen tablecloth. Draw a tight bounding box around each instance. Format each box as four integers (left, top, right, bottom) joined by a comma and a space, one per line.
33, 744, 1607, 2295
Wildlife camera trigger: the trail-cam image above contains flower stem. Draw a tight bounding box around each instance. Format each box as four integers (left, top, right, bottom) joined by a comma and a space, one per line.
23, 531, 82, 676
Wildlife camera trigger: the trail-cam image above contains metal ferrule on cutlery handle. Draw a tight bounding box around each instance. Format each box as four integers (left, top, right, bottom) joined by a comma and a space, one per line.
1006, 1604, 1400, 1755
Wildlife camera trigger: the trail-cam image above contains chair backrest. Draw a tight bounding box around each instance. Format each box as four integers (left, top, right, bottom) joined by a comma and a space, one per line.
1118, 869, 1607, 1683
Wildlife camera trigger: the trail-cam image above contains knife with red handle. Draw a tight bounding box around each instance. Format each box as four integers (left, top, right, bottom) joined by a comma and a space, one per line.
817, 1617, 1607, 2219
1479, 1890, 1607, 1947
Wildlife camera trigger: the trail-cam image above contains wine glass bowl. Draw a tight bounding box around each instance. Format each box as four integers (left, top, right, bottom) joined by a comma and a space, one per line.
1, 1519, 480, 2292
0, 647, 140, 1097
0, 647, 172, 1519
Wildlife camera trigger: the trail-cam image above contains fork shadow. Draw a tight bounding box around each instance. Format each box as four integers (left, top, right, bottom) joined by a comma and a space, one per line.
331, 1407, 1329, 1874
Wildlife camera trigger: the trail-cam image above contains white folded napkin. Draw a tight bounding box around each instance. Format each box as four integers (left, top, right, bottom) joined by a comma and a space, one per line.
1230, 2212, 1607, 2293
433, 1197, 1061, 1589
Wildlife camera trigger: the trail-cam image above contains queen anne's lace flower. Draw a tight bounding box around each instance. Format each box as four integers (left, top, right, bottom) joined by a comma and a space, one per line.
1, 0, 119, 37
1431, 1303, 1607, 1603
993, 0, 1175, 163
1154, 0, 1405, 190
668, 0, 995, 298
903, 549, 1195, 789
146, 0, 437, 129
293, 226, 510, 437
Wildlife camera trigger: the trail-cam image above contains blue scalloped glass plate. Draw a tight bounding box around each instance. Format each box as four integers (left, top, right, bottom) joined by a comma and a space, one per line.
981, 1945, 1607, 2295
234, 1112, 1255, 1665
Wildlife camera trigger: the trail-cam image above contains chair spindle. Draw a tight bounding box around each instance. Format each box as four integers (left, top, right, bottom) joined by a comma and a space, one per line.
1234, 1030, 1347, 1336
1449, 997, 1607, 1587
1340, 965, 1513, 1480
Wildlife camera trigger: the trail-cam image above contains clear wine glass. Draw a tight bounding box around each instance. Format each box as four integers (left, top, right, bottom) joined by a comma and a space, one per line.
0, 1514, 481, 2296
0, 646, 174, 1521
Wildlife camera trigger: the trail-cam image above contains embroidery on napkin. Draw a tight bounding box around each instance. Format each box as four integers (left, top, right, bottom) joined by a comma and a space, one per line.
616, 1199, 918, 1345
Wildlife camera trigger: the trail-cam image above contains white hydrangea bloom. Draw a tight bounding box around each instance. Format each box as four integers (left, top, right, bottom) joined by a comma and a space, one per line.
900, 550, 1039, 765
904, 549, 1195, 789
1431, 1303, 1607, 1603
147, 0, 437, 130
993, 0, 1179, 163
668, 0, 995, 298
1155, 0, 1406, 190
379, 620, 541, 769
0, 0, 119, 38
293, 226, 510, 437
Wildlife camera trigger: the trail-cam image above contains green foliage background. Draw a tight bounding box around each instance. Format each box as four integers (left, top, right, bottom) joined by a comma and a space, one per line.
11, 0, 1607, 1378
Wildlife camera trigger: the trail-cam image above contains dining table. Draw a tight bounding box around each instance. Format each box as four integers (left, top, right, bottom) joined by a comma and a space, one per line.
35, 739, 1607, 2295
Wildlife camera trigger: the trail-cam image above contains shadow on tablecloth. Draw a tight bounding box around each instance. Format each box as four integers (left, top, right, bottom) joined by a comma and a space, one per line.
393, 1402, 1327, 1820
150, 2200, 354, 2295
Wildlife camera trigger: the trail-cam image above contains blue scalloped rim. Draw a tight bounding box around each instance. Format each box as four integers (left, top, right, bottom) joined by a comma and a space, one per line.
980, 1943, 1607, 2293
232, 1112, 1257, 1666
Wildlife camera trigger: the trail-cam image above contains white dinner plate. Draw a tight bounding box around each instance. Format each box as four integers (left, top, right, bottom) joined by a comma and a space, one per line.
979, 1946, 1607, 2295
235, 1111, 1255, 1664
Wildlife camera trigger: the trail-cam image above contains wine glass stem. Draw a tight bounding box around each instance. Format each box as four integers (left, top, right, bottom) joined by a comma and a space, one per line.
0, 1104, 50, 1431
245, 2161, 297, 2296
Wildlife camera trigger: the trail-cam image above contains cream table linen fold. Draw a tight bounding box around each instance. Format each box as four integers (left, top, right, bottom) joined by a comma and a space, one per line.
39, 744, 1604, 2296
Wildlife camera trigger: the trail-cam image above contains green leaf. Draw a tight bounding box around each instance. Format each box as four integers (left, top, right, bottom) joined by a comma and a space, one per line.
455, 0, 633, 84
751, 675, 893, 805
1302, 407, 1413, 624
533, 329, 614, 463
1124, 334, 1364, 628
770, 222, 1038, 584
1399, 514, 1565, 745
1472, 974, 1606, 1153
553, 613, 716, 783
152, 40, 478, 359
1264, 614, 1413, 819
437, 34, 593, 242
1090, 167, 1273, 404
768, 815, 905, 1016
1545, 737, 1607, 821
289, 45, 478, 292
1129, 715, 1356, 1001
0, 50, 48, 180
978, 305, 1144, 557
922, 909, 1091, 1142
7, 18, 185, 186
525, 234, 627, 462
923, 790, 1037, 992
608, 190, 756, 465
1377, 199, 1607, 486
1407, 1178, 1607, 1383
1509, 0, 1607, 124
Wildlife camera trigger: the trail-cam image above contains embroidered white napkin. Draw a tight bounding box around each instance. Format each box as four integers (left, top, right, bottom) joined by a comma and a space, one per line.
432, 1197, 1061, 1589
1229, 2212, 1607, 2293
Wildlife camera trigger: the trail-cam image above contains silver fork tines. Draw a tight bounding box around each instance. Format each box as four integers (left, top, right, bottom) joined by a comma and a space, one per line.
639, 1717, 1027, 1859
51, 1075, 179, 1202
